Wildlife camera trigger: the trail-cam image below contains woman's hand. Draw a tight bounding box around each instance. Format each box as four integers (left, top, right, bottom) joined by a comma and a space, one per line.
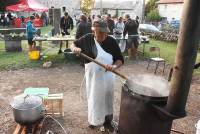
105, 64, 117, 71
72, 47, 81, 54
71, 44, 81, 54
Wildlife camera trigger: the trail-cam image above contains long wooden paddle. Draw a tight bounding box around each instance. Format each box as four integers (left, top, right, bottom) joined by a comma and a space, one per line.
80, 53, 128, 80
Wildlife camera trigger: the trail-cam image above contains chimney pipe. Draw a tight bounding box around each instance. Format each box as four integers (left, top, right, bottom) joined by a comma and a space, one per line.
166, 0, 200, 116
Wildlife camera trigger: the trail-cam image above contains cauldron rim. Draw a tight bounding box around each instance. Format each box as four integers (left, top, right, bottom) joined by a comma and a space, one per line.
123, 82, 168, 103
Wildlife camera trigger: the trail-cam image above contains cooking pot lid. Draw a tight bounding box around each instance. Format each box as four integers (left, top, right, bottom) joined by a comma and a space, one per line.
11, 94, 42, 110
125, 74, 170, 97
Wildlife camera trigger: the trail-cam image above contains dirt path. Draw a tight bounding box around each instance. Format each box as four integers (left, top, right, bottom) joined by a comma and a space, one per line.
0, 60, 199, 134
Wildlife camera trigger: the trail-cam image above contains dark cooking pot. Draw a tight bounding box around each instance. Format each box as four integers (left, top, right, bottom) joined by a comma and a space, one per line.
123, 74, 169, 105
10, 94, 45, 125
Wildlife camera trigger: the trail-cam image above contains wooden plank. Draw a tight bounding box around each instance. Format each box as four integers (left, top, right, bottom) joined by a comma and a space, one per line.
21, 126, 26, 134
32, 124, 39, 134
47, 93, 63, 99
46, 112, 62, 115
13, 124, 22, 134
13, 122, 43, 134
43, 93, 64, 117
61, 99, 64, 116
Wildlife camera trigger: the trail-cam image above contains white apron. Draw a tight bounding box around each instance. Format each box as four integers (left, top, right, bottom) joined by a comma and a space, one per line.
85, 38, 115, 126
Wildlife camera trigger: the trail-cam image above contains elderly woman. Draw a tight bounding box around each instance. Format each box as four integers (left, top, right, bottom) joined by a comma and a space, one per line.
71, 19, 124, 132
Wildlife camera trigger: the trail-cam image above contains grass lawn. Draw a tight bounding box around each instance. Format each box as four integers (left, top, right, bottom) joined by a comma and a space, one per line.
0, 26, 199, 74
138, 40, 177, 64
138, 39, 200, 74
0, 25, 67, 70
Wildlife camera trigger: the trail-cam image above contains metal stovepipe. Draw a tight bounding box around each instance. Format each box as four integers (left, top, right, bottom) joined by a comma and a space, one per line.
166, 0, 200, 116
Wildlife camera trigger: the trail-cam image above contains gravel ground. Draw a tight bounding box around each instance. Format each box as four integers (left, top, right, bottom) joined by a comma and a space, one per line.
0, 60, 199, 134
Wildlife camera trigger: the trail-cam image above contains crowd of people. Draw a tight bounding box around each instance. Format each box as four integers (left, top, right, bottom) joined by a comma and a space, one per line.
0, 11, 48, 28
0, 12, 13, 27
68, 13, 140, 59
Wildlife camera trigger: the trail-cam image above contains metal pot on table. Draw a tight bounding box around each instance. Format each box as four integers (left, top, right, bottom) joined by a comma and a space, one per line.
10, 94, 45, 125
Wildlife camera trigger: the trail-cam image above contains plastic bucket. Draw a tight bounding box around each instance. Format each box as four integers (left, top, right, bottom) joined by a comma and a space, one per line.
64, 49, 78, 61
29, 51, 40, 60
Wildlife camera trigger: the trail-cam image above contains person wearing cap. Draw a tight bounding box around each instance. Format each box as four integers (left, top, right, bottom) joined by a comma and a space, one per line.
71, 19, 124, 132
26, 16, 37, 51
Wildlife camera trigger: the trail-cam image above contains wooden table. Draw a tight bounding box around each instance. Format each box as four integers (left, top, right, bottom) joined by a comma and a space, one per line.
33, 36, 75, 51
33, 36, 75, 41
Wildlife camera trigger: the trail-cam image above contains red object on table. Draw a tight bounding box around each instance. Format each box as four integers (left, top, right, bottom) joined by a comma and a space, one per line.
33, 19, 43, 27
13, 18, 22, 28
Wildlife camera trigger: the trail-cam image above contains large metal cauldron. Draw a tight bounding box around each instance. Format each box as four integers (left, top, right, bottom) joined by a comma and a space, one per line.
10, 94, 45, 125
124, 75, 169, 104
119, 74, 177, 134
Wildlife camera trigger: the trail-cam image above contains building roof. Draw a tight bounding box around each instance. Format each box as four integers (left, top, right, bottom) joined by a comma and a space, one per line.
157, 0, 184, 4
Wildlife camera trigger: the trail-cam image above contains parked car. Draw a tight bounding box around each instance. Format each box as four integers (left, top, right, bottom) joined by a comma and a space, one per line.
139, 24, 161, 34
170, 19, 180, 29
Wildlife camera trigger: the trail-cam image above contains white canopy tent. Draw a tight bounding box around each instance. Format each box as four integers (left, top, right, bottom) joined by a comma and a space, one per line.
92, 0, 144, 20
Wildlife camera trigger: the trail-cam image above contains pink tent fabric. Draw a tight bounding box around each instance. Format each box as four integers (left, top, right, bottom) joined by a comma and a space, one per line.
6, 0, 48, 12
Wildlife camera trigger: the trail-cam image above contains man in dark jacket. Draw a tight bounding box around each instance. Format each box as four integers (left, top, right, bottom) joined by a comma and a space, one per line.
123, 14, 139, 60
75, 14, 92, 39
105, 14, 115, 35
75, 14, 92, 66
59, 12, 74, 53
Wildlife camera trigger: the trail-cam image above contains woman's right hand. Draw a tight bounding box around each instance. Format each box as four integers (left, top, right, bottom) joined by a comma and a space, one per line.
71, 46, 81, 54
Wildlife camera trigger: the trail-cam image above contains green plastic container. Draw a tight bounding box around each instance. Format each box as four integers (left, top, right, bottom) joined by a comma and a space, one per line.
24, 87, 49, 99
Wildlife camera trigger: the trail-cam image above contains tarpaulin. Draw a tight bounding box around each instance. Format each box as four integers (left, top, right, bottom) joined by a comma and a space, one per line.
6, 0, 48, 12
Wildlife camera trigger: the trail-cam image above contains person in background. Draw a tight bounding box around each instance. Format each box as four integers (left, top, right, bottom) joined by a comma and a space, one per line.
71, 19, 124, 132
135, 16, 140, 25
114, 16, 124, 37
73, 15, 78, 26
92, 14, 95, 21
75, 14, 92, 39
96, 15, 101, 20
26, 16, 37, 51
75, 14, 92, 66
123, 14, 139, 60
7, 12, 13, 26
32, 13, 36, 17
35, 13, 40, 19
113, 16, 125, 47
21, 16, 26, 28
41, 11, 48, 26
0, 13, 6, 27
88, 15, 92, 24
59, 12, 74, 53
105, 14, 115, 35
